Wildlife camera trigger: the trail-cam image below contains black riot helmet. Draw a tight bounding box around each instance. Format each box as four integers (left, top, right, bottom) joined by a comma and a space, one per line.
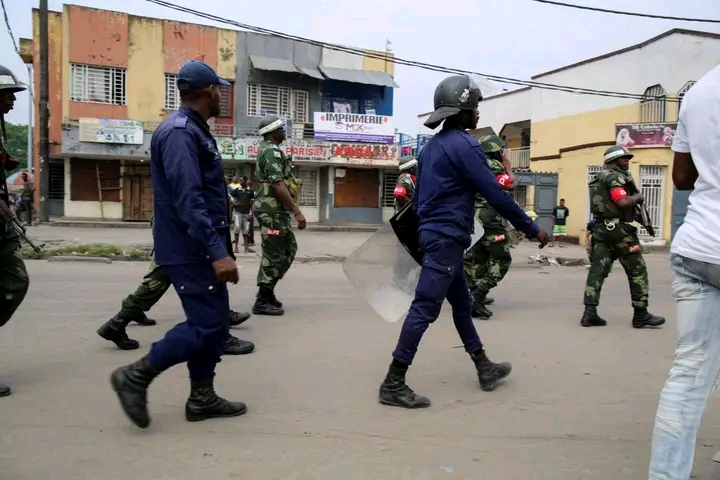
0, 65, 27, 94
423, 75, 483, 129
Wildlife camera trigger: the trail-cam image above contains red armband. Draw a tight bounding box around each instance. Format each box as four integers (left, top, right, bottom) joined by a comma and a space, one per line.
393, 185, 407, 197
497, 174, 512, 190
610, 187, 628, 203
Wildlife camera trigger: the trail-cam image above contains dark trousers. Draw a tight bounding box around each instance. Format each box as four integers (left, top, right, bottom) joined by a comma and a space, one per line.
147, 263, 230, 381
392, 231, 483, 365
0, 228, 29, 328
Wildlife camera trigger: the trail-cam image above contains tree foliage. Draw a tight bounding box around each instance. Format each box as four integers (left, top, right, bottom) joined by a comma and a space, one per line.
3, 122, 29, 171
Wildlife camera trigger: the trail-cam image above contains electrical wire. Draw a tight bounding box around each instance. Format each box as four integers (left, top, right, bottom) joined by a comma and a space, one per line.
531, 0, 720, 24
145, 0, 679, 102
0, 0, 34, 99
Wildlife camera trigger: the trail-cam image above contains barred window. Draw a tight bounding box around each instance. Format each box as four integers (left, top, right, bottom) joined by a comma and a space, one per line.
247, 84, 309, 123
640, 85, 666, 123
677, 81, 695, 119
164, 74, 179, 110
382, 171, 399, 208
165, 74, 233, 117
295, 167, 318, 206
70, 64, 126, 105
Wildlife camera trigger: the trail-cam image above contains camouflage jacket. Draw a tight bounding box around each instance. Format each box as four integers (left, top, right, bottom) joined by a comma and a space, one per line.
253, 140, 296, 214
588, 167, 634, 222
393, 172, 416, 210
474, 157, 507, 231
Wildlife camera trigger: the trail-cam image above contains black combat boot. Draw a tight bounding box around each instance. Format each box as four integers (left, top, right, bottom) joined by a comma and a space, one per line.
481, 297, 495, 305
185, 377, 247, 422
580, 305, 607, 327
0, 383, 10, 398
470, 350, 512, 392
252, 285, 284, 316
97, 315, 140, 350
229, 310, 251, 327
110, 356, 161, 428
223, 335, 255, 355
268, 290, 283, 309
378, 364, 431, 409
632, 308, 666, 329
132, 312, 157, 326
471, 289, 493, 320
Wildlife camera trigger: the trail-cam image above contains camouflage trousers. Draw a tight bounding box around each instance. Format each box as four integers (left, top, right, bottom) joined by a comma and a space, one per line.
583, 221, 648, 308
0, 224, 30, 328
256, 212, 297, 287
463, 228, 512, 294
119, 254, 171, 319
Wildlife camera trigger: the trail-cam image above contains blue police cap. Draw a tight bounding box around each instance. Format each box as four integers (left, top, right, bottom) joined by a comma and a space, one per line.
177, 60, 231, 91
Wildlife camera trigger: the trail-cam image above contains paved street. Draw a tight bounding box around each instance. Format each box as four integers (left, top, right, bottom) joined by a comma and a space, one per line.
3, 254, 719, 479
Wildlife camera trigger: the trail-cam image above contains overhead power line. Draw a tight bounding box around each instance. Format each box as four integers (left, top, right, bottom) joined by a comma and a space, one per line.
145, 0, 679, 103
531, 0, 720, 24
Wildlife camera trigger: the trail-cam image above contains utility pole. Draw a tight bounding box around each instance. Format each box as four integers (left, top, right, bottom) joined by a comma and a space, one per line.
38, 0, 50, 222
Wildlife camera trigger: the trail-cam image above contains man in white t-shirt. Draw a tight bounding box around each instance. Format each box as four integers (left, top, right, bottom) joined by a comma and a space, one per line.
649, 65, 720, 480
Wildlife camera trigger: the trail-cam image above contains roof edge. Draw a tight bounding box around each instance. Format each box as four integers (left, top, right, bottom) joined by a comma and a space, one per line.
532, 29, 720, 80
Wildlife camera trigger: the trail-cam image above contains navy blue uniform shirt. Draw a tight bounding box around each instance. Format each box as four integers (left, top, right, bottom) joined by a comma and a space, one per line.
412, 127, 539, 247
151, 107, 231, 266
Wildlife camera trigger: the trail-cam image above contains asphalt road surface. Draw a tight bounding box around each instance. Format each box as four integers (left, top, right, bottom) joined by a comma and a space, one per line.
2, 255, 719, 480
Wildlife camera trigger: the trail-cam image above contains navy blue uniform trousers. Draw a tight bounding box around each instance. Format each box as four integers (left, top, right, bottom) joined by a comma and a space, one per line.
392, 231, 484, 365
148, 263, 230, 381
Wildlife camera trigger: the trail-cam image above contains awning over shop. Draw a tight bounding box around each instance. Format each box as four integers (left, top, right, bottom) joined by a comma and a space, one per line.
248, 55, 323, 79
318, 66, 399, 88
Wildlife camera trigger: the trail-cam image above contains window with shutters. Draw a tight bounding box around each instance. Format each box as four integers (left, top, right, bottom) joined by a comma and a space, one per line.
295, 167, 318, 206
640, 85, 667, 123
677, 81, 695, 119
382, 171, 399, 208
218, 84, 233, 117
247, 84, 309, 123
70, 64, 126, 105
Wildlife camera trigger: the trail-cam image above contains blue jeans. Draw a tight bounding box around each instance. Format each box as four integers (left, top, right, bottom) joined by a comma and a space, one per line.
649, 253, 720, 479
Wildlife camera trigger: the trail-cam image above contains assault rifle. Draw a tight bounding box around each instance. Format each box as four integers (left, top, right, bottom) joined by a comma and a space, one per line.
0, 199, 44, 253
624, 175, 656, 238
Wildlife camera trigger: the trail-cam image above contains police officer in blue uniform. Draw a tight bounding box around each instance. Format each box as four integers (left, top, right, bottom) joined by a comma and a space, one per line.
378, 75, 549, 409
110, 61, 246, 428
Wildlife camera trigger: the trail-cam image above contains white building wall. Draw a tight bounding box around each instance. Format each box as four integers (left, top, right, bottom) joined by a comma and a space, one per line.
476, 87, 533, 133
531, 33, 720, 122
321, 47, 363, 69
473, 32, 720, 128
63, 157, 123, 220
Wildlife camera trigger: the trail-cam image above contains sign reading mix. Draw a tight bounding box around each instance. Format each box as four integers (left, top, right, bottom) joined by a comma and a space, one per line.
313, 112, 395, 144
78, 118, 144, 145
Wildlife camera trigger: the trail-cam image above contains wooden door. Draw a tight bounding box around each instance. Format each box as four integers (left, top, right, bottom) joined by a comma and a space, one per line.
123, 174, 154, 221
334, 168, 379, 208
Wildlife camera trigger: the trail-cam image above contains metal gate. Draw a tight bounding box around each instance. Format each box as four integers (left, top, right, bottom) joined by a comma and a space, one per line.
671, 187, 692, 240
638, 166, 666, 238
586, 166, 602, 223
48, 161, 65, 217
514, 171, 558, 234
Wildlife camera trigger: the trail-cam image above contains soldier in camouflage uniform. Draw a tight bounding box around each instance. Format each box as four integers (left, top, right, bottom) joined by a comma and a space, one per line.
252, 115, 307, 316
581, 145, 665, 328
393, 156, 417, 211
464, 134, 516, 319
0, 65, 29, 398
97, 215, 255, 354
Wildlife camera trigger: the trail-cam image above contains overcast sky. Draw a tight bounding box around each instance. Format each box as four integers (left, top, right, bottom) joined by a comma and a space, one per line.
2, 0, 719, 134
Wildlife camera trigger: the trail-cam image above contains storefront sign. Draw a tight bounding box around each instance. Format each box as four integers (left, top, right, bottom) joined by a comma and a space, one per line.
78, 118, 144, 145
329, 142, 399, 161
313, 112, 395, 144
615, 123, 677, 149
217, 137, 331, 162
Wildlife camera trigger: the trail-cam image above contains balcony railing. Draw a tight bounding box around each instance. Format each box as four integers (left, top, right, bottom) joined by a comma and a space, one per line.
507, 147, 530, 169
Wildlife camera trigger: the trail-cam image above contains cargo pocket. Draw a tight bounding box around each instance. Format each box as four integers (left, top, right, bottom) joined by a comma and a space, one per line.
165, 264, 220, 295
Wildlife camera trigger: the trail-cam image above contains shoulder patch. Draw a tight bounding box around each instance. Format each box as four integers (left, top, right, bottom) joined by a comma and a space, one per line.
273, 151, 282, 158
173, 116, 188, 129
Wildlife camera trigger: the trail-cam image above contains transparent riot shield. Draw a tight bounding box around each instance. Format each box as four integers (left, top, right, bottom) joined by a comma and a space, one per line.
343, 220, 484, 323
